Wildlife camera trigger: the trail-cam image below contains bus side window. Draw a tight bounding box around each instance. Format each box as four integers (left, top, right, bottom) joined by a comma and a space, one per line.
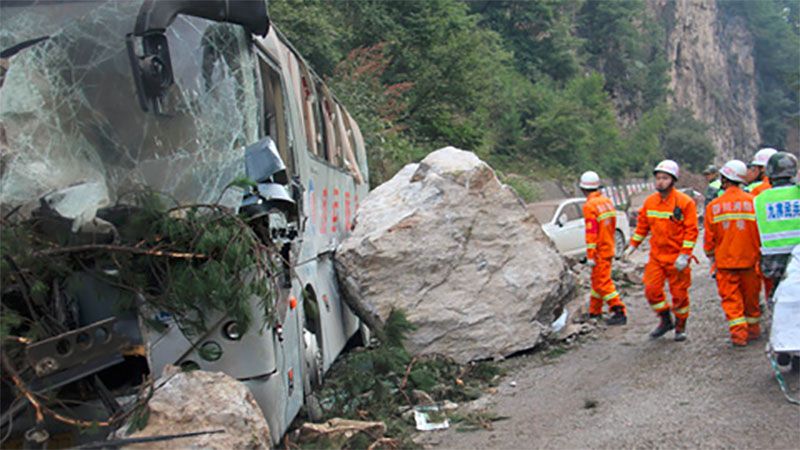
299, 68, 322, 158
343, 110, 367, 184
317, 84, 340, 167
336, 103, 363, 184
258, 56, 292, 174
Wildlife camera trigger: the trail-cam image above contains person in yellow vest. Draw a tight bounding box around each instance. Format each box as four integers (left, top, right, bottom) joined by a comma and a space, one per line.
755, 152, 799, 294
754, 151, 799, 367
745, 147, 778, 298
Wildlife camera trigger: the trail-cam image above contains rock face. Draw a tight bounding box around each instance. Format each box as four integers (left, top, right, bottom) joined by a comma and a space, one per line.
649, 0, 761, 161
120, 368, 271, 449
335, 147, 574, 363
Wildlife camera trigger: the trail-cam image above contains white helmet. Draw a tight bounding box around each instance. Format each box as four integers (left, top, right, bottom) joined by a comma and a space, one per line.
653, 159, 680, 180
719, 159, 747, 183
579, 171, 601, 189
751, 147, 778, 167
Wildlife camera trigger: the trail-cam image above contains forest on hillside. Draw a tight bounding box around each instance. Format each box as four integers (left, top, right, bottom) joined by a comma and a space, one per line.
270, 0, 800, 197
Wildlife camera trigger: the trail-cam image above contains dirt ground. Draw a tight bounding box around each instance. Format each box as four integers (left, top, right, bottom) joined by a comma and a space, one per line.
416, 247, 800, 449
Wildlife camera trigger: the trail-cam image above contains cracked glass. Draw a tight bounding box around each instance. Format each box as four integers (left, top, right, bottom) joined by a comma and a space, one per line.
0, 0, 260, 216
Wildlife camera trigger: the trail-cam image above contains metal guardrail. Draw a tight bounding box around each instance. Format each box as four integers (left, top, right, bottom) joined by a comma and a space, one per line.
601, 182, 655, 209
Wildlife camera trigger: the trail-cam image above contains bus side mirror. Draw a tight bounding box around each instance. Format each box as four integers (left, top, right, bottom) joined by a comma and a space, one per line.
128, 0, 269, 113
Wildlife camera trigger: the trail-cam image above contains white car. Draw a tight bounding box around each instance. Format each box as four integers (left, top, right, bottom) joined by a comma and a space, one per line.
529, 198, 631, 259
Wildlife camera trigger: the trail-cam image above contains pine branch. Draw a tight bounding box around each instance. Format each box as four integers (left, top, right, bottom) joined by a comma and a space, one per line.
32, 245, 207, 259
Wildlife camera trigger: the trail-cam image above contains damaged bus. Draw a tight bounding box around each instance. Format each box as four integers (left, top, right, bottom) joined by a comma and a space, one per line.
0, 0, 368, 445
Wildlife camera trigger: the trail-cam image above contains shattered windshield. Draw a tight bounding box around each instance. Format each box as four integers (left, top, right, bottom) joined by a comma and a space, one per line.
0, 0, 260, 216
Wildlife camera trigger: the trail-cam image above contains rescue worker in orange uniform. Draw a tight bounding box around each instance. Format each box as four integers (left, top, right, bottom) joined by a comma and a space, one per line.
746, 147, 778, 298
624, 160, 698, 341
579, 171, 627, 325
745, 148, 777, 196
704, 160, 762, 346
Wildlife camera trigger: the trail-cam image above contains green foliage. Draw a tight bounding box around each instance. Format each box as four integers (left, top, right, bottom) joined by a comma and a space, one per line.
578, 0, 670, 113
524, 73, 625, 179
271, 0, 792, 192
621, 105, 669, 175
661, 109, 716, 172
0, 192, 278, 346
498, 173, 541, 203
268, 0, 348, 75
312, 310, 503, 445
719, 0, 800, 147
472, 0, 585, 83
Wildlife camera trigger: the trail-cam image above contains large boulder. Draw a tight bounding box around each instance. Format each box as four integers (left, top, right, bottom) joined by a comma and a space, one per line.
119, 368, 271, 449
335, 147, 574, 363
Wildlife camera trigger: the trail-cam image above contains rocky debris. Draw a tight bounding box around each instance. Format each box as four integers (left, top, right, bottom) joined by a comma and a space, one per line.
336, 147, 574, 363
613, 258, 646, 286
118, 367, 271, 449
293, 418, 387, 449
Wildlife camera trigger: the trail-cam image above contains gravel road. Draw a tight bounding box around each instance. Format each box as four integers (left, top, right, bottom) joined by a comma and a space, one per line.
417, 247, 800, 449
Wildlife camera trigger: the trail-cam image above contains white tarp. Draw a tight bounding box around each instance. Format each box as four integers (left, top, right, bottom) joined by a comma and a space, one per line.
769, 246, 800, 353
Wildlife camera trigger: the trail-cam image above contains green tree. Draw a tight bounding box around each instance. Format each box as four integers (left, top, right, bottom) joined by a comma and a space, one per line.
719, 0, 800, 147
267, 0, 348, 75
524, 73, 625, 178
577, 0, 669, 115
660, 109, 715, 172
471, 0, 584, 83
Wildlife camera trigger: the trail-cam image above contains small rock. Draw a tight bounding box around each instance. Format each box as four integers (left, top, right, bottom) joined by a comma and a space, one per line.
412, 390, 435, 406
509, 381, 517, 388
441, 400, 459, 411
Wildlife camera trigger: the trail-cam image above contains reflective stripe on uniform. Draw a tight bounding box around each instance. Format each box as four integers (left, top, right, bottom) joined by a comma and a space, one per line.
590, 289, 601, 298
651, 300, 668, 311
682, 240, 695, 248
746, 181, 763, 192
602, 291, 619, 301
632, 233, 645, 242
729, 317, 746, 328
745, 316, 760, 324
587, 243, 597, 249
675, 306, 690, 315
598, 211, 616, 221
762, 245, 798, 255
711, 213, 756, 223
646, 210, 672, 219
761, 229, 800, 241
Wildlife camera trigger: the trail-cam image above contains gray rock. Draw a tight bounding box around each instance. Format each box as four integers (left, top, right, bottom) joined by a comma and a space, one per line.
336, 147, 574, 363
119, 367, 271, 449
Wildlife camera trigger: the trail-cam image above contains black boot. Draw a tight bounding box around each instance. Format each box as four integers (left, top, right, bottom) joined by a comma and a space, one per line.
650, 311, 674, 339
674, 318, 687, 342
606, 306, 627, 326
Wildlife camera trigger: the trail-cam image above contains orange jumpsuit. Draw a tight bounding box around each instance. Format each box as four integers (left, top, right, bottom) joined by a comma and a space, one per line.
630, 189, 698, 323
703, 186, 761, 345
750, 177, 773, 299
583, 192, 625, 316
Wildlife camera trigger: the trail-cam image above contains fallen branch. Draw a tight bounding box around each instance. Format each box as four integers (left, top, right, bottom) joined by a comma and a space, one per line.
33, 244, 206, 259
399, 356, 418, 391
76, 429, 225, 449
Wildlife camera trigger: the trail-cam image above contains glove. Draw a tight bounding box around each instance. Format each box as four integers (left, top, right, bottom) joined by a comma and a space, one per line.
707, 255, 716, 279
586, 259, 596, 268
622, 246, 637, 261
675, 254, 689, 271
